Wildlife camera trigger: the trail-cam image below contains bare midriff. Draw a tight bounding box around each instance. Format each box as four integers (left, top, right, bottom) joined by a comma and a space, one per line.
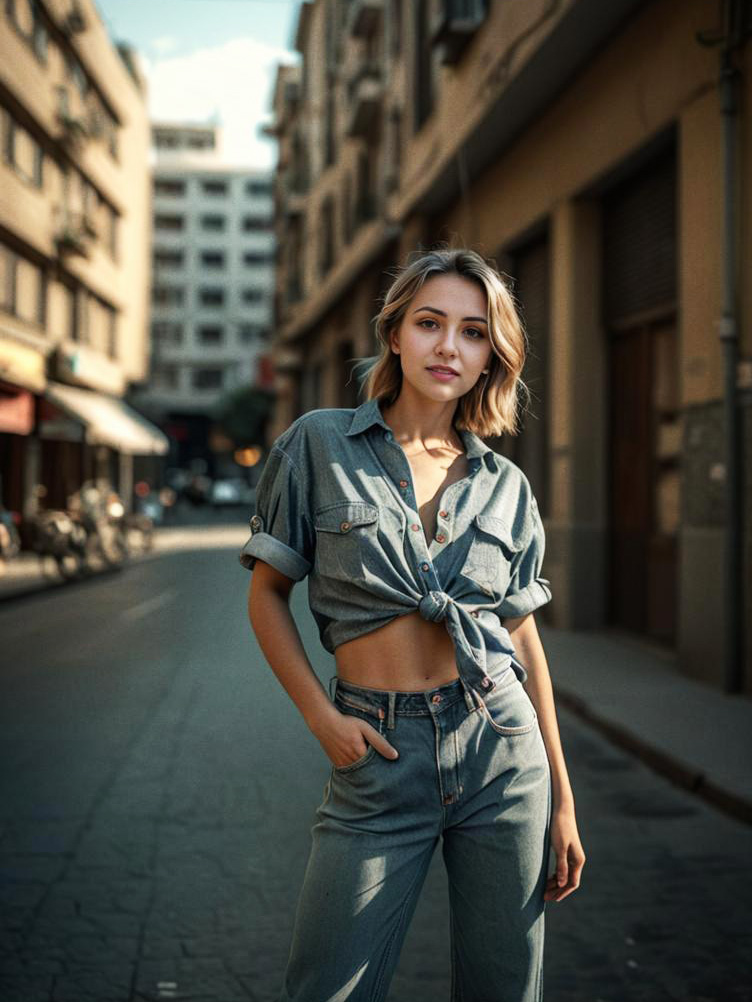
334, 612, 461, 691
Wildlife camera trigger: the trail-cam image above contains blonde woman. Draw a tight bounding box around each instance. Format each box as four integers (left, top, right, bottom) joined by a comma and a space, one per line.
241, 247, 585, 1001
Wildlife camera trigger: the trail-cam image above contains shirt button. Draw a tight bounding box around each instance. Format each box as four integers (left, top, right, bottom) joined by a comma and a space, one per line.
411, 523, 421, 532
431, 694, 442, 704
438, 510, 448, 518
340, 521, 351, 531
421, 562, 430, 572
399, 479, 408, 488
471, 610, 479, 618
481, 677, 491, 688
435, 533, 446, 543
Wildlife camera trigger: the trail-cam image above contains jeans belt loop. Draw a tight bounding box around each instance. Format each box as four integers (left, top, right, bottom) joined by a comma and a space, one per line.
328, 675, 339, 701
460, 678, 476, 713
387, 691, 396, 731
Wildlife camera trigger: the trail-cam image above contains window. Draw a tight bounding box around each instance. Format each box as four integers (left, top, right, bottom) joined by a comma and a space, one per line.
154, 214, 184, 232
242, 250, 272, 266
155, 178, 186, 197
152, 321, 183, 343
198, 287, 224, 307
0, 242, 46, 326
152, 285, 184, 306
193, 368, 223, 390
241, 288, 265, 305
202, 180, 227, 196
200, 250, 225, 268
242, 215, 273, 232
3, 114, 44, 187
245, 179, 272, 197
201, 214, 226, 232
153, 249, 184, 269
152, 363, 179, 389
198, 325, 223, 344
7, 0, 48, 62
238, 324, 265, 343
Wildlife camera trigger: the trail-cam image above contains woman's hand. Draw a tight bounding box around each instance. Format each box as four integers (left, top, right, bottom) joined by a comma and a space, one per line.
544, 803, 586, 902
310, 705, 399, 769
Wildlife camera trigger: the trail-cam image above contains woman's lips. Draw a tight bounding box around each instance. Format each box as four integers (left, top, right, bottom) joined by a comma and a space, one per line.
426, 367, 459, 382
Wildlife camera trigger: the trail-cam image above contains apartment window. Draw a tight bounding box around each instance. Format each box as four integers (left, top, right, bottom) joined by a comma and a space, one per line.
238, 324, 264, 343
198, 325, 223, 344
202, 180, 227, 196
152, 321, 183, 344
155, 178, 186, 197
7, 0, 48, 62
152, 285, 184, 306
153, 249, 185, 269
245, 180, 272, 197
152, 363, 179, 389
390, 0, 402, 55
3, 114, 44, 187
108, 208, 118, 260
201, 214, 226, 232
200, 250, 225, 269
414, 0, 435, 130
241, 288, 265, 305
242, 215, 273, 232
198, 287, 224, 307
154, 214, 184, 232
242, 250, 271, 266
193, 368, 223, 390
0, 242, 46, 326
319, 197, 335, 277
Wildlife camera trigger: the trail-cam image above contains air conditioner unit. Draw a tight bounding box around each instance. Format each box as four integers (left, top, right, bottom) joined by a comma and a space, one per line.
431, 0, 488, 64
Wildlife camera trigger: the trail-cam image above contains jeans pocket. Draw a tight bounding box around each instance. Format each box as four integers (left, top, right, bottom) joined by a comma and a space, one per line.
332, 696, 383, 775
481, 679, 538, 736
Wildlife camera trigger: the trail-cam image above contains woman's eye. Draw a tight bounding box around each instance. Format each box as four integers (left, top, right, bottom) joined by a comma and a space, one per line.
465, 328, 484, 339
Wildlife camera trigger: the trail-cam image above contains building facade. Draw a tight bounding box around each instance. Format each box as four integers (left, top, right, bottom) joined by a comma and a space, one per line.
0, 0, 164, 517
266, 0, 752, 693
130, 123, 275, 476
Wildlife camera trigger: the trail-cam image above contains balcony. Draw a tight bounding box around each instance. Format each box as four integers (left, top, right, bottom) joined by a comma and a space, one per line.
348, 0, 383, 38
54, 210, 94, 259
346, 64, 384, 138
431, 0, 488, 64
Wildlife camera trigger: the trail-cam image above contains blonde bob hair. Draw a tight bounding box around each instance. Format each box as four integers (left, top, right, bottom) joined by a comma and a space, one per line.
359, 245, 531, 439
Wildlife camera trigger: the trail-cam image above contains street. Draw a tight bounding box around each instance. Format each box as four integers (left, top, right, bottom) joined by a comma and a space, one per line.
0, 520, 750, 1002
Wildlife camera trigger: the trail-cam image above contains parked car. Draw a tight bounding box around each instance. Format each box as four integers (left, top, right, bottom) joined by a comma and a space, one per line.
209, 478, 254, 508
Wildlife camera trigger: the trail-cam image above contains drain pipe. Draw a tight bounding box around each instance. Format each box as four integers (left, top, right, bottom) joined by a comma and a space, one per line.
698, 0, 747, 692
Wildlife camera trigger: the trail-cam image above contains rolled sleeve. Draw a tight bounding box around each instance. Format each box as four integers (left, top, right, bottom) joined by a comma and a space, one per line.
238, 445, 314, 582
498, 496, 552, 619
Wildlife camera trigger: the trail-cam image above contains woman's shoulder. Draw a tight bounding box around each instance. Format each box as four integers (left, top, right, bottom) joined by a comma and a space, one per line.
271, 408, 356, 457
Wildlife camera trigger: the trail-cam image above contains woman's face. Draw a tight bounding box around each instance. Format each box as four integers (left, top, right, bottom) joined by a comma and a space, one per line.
390, 273, 494, 402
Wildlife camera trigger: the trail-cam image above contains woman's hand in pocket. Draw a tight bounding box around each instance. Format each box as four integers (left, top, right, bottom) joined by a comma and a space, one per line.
310, 706, 399, 769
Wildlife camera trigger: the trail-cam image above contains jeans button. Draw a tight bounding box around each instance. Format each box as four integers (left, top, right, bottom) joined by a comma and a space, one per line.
431, 694, 442, 704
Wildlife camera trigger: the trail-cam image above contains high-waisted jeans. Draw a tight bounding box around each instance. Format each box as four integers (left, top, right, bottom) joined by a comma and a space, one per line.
278, 661, 553, 1002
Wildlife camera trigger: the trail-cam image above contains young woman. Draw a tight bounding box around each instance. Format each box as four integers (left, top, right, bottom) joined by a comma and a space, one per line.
241, 247, 585, 1002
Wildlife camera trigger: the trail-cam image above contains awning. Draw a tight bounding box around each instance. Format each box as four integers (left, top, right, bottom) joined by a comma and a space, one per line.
43, 381, 169, 456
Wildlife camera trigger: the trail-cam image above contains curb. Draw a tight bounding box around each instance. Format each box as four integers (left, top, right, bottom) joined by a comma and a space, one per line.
554, 686, 752, 827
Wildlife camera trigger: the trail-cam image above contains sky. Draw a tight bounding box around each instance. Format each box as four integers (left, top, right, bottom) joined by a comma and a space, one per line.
94, 0, 301, 166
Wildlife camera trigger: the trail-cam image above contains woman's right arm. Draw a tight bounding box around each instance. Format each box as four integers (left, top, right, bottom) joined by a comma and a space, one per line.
247, 559, 398, 767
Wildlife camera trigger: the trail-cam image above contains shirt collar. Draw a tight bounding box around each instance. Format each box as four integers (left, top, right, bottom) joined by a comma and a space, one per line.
346, 397, 499, 473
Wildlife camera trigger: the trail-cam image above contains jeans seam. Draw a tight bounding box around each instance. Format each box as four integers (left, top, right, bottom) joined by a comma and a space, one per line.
371, 859, 429, 1002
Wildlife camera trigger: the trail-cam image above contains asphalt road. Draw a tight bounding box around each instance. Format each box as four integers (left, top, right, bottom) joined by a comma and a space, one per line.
0, 520, 749, 1001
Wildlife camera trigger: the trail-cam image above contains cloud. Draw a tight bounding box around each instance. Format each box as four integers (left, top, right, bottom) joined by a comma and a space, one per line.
144, 37, 297, 167
150, 35, 179, 56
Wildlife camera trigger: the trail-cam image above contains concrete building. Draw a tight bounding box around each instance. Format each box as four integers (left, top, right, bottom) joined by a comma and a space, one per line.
0, 0, 165, 516
130, 122, 275, 476
266, 0, 751, 694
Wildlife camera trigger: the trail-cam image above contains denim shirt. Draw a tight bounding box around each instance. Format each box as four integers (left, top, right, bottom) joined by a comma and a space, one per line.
238, 396, 552, 695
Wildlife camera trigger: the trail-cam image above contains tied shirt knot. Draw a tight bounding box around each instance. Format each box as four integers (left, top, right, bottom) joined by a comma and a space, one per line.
418, 590, 454, 623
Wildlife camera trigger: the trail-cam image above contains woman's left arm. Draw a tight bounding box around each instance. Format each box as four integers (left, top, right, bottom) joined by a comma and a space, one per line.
503, 611, 586, 902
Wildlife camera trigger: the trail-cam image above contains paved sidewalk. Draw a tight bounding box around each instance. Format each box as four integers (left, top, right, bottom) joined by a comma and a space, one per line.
540, 624, 752, 824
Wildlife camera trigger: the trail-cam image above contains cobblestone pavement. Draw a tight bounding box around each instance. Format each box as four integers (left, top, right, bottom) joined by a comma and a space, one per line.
0, 525, 750, 1001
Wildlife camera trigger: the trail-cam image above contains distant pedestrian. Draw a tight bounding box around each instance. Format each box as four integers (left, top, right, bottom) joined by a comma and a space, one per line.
242, 246, 585, 1001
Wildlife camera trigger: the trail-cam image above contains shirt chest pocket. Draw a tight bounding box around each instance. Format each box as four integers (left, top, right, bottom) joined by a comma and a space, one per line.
313, 501, 380, 582
461, 514, 521, 597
